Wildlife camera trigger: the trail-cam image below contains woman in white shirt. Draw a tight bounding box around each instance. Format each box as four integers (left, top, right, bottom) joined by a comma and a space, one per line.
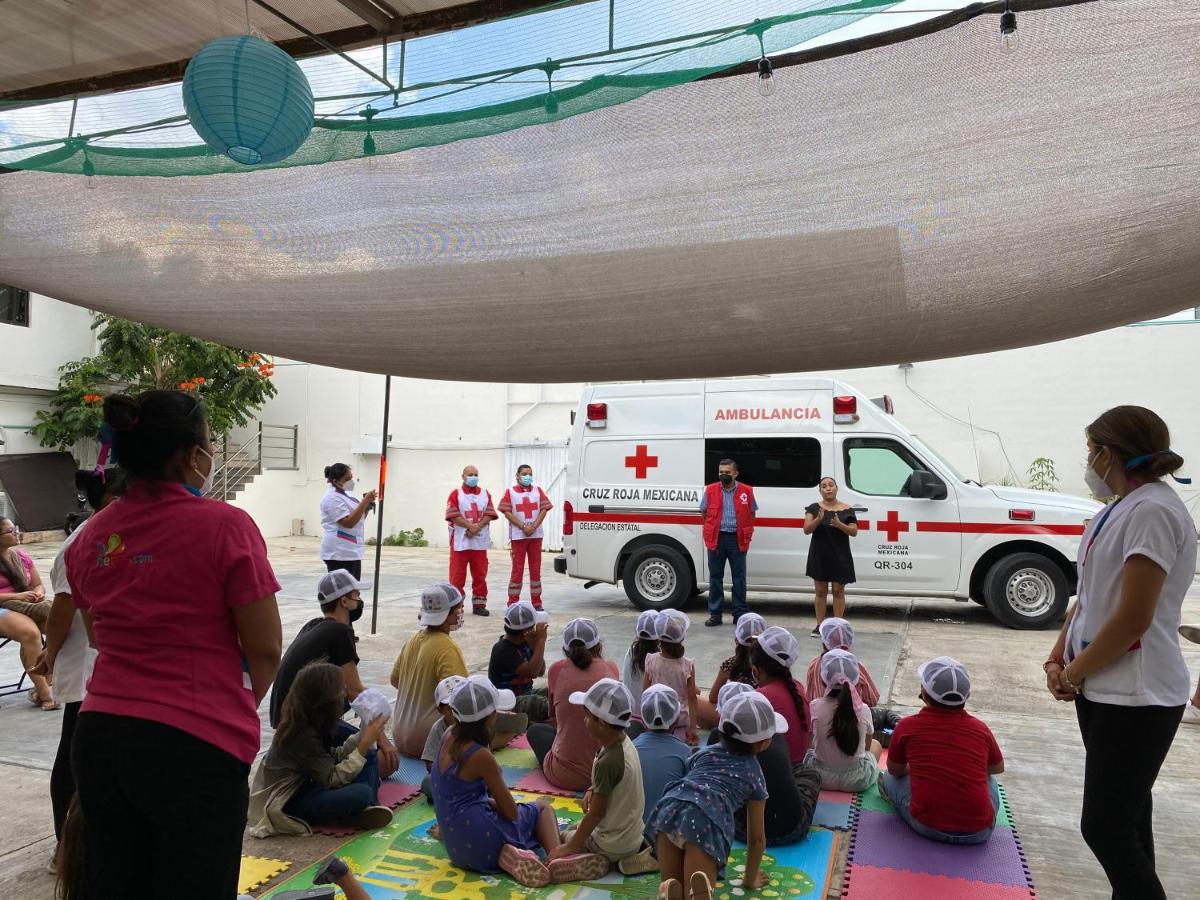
320, 463, 377, 581
1044, 406, 1194, 900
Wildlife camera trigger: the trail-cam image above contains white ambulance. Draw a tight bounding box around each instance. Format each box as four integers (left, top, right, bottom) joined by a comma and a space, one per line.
553, 378, 1100, 629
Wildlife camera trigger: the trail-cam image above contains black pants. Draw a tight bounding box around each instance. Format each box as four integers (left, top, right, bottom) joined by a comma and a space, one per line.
51, 701, 82, 841
72, 712, 251, 899
527, 722, 556, 769
1076, 695, 1184, 900
324, 559, 362, 579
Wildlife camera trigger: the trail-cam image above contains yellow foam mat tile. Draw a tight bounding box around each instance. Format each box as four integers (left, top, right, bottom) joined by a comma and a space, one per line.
239, 855, 292, 894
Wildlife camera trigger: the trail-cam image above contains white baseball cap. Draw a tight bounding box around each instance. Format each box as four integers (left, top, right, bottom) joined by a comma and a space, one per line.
719, 692, 788, 744
715, 681, 756, 715
434, 674, 468, 707
818, 617, 855, 651
449, 675, 516, 723
569, 677, 633, 727
734, 612, 767, 647
640, 684, 682, 730
757, 626, 801, 668
505, 600, 549, 631
918, 656, 971, 706
419, 582, 464, 626
820, 649, 861, 689
655, 610, 689, 644
634, 610, 659, 641
317, 569, 368, 605
562, 617, 601, 651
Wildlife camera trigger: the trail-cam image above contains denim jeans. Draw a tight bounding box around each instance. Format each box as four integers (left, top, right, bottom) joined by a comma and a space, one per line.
707, 531, 748, 619
881, 772, 999, 845
284, 749, 379, 825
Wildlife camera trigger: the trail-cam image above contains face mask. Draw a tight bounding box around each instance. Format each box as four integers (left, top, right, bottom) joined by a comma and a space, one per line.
519, 474, 533, 487
465, 475, 479, 488
348, 599, 364, 623
342, 478, 356, 492
1085, 450, 1114, 500
719, 473, 733, 486
190, 446, 215, 496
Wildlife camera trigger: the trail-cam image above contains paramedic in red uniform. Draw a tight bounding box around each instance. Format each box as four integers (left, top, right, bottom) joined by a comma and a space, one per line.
446, 464, 498, 617
499, 463, 553, 609
701, 458, 758, 627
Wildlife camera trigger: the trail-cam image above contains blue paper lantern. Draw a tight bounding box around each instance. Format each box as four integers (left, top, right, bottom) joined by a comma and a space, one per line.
183, 35, 314, 166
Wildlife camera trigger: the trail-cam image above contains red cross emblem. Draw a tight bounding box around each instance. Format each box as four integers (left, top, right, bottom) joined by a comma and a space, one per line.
515, 494, 540, 519
879, 510, 910, 543
464, 505, 482, 524
624, 444, 659, 480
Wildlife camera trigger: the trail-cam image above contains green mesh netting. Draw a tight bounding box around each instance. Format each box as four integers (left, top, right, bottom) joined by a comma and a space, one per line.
0, 0, 900, 177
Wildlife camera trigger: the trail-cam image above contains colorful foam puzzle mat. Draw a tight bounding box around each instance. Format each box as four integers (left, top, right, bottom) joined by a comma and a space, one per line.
239, 855, 291, 894
261, 792, 842, 899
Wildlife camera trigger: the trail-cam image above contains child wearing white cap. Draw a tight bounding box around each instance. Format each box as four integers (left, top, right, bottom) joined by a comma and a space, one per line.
632, 685, 691, 846
546, 678, 655, 880
881, 657, 1004, 845
620, 610, 661, 725
418, 675, 468, 801
702, 612, 767, 730
804, 618, 881, 708
649, 692, 784, 898
643, 611, 699, 744
750, 626, 813, 764
807, 650, 882, 792
431, 675, 565, 888
488, 601, 551, 723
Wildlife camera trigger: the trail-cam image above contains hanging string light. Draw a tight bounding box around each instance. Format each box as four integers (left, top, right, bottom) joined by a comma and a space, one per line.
748, 20, 775, 98
1001, 1, 1018, 52
540, 59, 560, 116
359, 106, 379, 170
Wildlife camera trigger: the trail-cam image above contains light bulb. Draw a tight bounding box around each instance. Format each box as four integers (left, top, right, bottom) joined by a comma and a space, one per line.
756, 57, 776, 98
1000, 10, 1018, 52
362, 133, 378, 170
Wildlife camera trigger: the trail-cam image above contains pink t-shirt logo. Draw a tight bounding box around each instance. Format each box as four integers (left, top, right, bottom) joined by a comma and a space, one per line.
96, 533, 125, 567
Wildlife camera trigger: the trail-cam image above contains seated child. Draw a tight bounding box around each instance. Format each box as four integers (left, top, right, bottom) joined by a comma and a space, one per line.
621, 610, 660, 724
881, 657, 1004, 845
549, 678, 655, 878
807, 650, 882, 793
649, 692, 782, 899
701, 612, 767, 729
430, 675, 565, 887
643, 611, 699, 745
248, 663, 393, 836
633, 685, 691, 844
805, 618, 880, 707
752, 627, 813, 764
488, 601, 551, 722
420, 674, 466, 801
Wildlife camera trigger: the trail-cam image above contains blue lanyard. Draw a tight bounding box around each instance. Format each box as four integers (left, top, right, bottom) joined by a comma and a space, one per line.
1081, 500, 1120, 567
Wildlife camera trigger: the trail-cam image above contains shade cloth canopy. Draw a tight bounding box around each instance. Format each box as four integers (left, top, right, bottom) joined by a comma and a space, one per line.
1, 0, 1198, 383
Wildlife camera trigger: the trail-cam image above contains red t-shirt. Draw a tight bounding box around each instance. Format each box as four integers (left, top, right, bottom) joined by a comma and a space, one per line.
66, 480, 280, 764
888, 706, 1004, 834
756, 679, 813, 764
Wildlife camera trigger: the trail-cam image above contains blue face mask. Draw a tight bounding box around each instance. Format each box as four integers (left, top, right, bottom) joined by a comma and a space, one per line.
520, 474, 533, 487
465, 475, 479, 488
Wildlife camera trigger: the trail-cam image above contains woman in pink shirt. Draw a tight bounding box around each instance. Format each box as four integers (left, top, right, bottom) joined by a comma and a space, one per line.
526, 618, 619, 791
0, 517, 56, 709
63, 391, 282, 899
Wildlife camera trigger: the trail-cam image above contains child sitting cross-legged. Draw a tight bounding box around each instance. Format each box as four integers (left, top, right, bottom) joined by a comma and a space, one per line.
805, 618, 880, 707
807, 650, 882, 793
643, 611, 699, 745
700, 613, 767, 729
881, 657, 1004, 846
488, 601, 551, 723
547, 679, 657, 879
649, 692, 783, 900
430, 675, 564, 887
634, 685, 692, 848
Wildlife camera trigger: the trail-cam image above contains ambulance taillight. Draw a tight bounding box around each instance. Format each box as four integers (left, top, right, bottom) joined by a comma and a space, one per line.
563, 500, 575, 535
586, 403, 608, 428
833, 395, 859, 424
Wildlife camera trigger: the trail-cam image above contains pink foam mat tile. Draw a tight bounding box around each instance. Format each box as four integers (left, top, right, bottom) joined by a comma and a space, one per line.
512, 769, 585, 798
843, 865, 1037, 899
378, 781, 420, 809
820, 789, 856, 804
507, 733, 532, 750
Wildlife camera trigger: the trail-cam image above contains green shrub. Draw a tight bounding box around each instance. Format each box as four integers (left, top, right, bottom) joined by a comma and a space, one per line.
366, 527, 428, 547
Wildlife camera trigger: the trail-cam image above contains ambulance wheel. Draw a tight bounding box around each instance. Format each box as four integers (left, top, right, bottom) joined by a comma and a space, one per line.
983, 553, 1069, 629
623, 546, 692, 611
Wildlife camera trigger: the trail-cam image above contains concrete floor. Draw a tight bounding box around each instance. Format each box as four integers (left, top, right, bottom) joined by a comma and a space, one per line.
1, 536, 1197, 898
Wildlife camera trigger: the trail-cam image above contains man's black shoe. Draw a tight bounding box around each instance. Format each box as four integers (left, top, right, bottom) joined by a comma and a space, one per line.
704, 617, 723, 627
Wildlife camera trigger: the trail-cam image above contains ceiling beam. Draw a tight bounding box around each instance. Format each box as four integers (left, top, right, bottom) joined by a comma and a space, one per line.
331, 0, 395, 32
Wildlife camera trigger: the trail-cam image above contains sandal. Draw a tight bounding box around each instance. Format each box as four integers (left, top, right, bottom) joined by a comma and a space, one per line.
29, 689, 59, 711
689, 871, 714, 900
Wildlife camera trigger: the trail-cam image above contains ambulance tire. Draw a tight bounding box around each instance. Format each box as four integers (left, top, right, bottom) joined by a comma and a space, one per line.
623, 545, 692, 611
982, 553, 1069, 629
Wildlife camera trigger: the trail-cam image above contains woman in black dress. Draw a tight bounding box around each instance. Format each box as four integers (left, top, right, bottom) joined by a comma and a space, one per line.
804, 477, 858, 636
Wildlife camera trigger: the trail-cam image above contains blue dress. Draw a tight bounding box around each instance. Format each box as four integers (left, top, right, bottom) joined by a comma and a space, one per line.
430, 737, 542, 872
649, 745, 769, 869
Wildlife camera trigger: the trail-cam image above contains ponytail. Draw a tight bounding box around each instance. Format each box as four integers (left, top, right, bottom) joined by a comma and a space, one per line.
567, 640, 597, 670
751, 643, 806, 727
829, 683, 860, 757
324, 462, 350, 483
729, 642, 754, 683
629, 637, 657, 676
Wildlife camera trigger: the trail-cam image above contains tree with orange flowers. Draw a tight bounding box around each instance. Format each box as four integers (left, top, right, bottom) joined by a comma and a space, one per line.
32, 314, 277, 453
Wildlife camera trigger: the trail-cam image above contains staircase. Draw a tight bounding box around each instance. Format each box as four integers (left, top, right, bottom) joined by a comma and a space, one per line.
206, 422, 298, 501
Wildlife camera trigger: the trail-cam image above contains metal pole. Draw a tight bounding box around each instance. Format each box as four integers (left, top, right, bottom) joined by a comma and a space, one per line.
370, 375, 392, 635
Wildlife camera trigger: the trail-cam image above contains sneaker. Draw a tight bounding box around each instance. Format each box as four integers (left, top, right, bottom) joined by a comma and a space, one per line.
348, 805, 393, 830
1179, 624, 1200, 644
548, 852, 610, 883
658, 878, 683, 900
1182, 702, 1200, 726
704, 617, 723, 627
617, 843, 658, 876
472, 605, 490, 616
810, 626, 821, 638
313, 857, 349, 885
499, 845, 551, 887
689, 871, 714, 900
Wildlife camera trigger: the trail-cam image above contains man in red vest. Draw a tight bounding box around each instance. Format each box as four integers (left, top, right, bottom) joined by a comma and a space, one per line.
700, 458, 757, 626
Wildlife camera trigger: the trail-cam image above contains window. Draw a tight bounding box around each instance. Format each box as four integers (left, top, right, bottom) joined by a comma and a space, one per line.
703, 437, 821, 489
844, 437, 941, 497
0, 285, 30, 327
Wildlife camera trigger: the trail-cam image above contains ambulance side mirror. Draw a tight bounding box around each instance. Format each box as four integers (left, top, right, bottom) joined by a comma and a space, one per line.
908, 470, 947, 500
